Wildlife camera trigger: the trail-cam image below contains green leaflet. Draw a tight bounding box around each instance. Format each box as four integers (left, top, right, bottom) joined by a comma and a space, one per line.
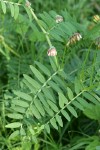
1, 0, 6, 14
9, 130, 20, 139
50, 118, 58, 130
67, 87, 74, 100
49, 57, 58, 72
44, 106, 54, 116
49, 10, 57, 18
12, 99, 29, 108
23, 74, 41, 90
58, 70, 67, 79
58, 92, 68, 108
45, 124, 50, 134
38, 92, 50, 108
11, 106, 25, 114
5, 122, 22, 128
14, 4, 19, 20
42, 87, 55, 103
9, 3, 14, 17
34, 99, 45, 116
55, 115, 63, 127
77, 97, 91, 109
13, 91, 32, 102
38, 19, 48, 30
61, 110, 71, 121
35, 61, 51, 76
7, 113, 23, 119
38, 92, 55, 116
20, 127, 26, 136
67, 105, 78, 118
40, 11, 55, 28
82, 92, 99, 105
72, 101, 84, 111
74, 77, 81, 94
29, 126, 35, 135
24, 6, 32, 22
91, 93, 100, 102
30, 65, 46, 83
53, 75, 66, 89
47, 100, 59, 112
83, 104, 100, 120
30, 23, 42, 39
30, 105, 41, 119
50, 30, 63, 42
48, 81, 62, 93
23, 79, 36, 94
54, 27, 65, 38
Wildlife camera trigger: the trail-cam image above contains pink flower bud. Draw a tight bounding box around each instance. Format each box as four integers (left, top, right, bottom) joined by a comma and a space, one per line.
55, 15, 63, 23
47, 47, 57, 56
25, 0, 31, 7
66, 32, 82, 46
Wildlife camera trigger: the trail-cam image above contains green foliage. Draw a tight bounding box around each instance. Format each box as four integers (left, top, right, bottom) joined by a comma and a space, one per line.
6, 59, 99, 135
0, 0, 20, 19
0, 0, 100, 149
84, 104, 100, 120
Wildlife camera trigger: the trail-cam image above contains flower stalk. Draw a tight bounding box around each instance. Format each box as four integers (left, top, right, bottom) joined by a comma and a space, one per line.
26, 1, 59, 68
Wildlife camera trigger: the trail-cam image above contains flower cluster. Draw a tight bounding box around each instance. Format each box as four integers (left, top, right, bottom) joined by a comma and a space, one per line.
93, 15, 100, 23
55, 15, 63, 23
47, 47, 57, 56
25, 0, 31, 7
66, 33, 82, 46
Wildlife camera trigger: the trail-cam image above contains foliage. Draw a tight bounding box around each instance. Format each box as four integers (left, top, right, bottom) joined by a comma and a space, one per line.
0, 0, 100, 150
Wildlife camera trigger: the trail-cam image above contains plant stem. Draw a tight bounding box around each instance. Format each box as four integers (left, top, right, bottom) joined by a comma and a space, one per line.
28, 7, 59, 68
29, 7, 52, 48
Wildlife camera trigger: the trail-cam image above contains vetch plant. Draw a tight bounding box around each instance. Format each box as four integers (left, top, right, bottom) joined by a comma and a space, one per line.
0, 0, 100, 149
47, 47, 57, 56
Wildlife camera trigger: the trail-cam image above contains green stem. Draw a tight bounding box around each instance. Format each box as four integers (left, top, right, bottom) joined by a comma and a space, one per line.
29, 7, 59, 68
29, 7, 52, 47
